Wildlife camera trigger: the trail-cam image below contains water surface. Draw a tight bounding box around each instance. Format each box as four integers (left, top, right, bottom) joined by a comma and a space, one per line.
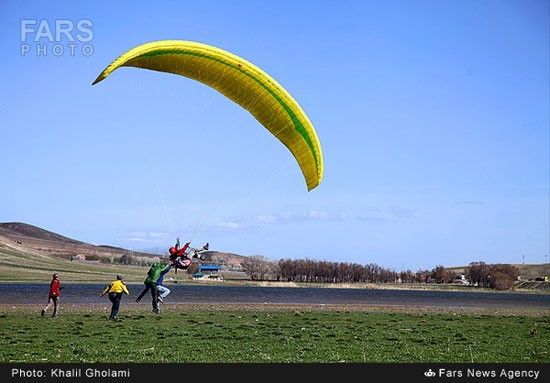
1, 284, 548, 309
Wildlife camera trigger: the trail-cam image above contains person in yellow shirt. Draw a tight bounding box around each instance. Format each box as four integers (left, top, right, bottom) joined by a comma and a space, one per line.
100, 275, 130, 320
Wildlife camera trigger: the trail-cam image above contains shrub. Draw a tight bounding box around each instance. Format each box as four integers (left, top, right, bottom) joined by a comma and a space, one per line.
489, 271, 515, 290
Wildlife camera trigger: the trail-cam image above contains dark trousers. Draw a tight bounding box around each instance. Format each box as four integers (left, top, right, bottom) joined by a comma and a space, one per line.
136, 283, 150, 302
136, 282, 158, 311
43, 295, 59, 317
108, 292, 122, 319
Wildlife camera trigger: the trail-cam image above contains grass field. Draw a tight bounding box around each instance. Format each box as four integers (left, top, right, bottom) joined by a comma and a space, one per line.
1, 305, 548, 363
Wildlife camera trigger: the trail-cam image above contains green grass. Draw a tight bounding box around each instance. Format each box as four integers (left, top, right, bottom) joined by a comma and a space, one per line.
1, 306, 548, 363
0, 244, 151, 284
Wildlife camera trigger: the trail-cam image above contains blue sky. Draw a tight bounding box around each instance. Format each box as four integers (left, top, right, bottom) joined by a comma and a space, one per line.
1, 0, 548, 270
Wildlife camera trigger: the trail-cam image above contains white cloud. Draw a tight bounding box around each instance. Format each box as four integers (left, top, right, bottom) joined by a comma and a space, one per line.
355, 215, 388, 223
455, 200, 486, 205
256, 215, 278, 223
254, 210, 348, 224
129, 231, 170, 238
354, 206, 416, 223
128, 237, 155, 243
387, 206, 416, 218
127, 231, 170, 244
215, 221, 245, 230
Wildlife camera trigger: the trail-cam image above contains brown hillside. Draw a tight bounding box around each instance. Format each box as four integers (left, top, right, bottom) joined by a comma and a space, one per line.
0, 222, 83, 244
200, 251, 246, 270
0, 222, 156, 260
0, 222, 250, 271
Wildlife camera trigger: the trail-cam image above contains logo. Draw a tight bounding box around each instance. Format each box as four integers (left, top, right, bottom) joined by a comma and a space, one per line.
20, 19, 94, 57
424, 369, 436, 378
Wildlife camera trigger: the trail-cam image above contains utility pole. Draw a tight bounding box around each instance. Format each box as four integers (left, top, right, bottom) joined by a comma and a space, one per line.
522, 254, 525, 264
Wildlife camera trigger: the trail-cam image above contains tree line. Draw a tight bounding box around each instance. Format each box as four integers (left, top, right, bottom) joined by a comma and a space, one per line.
240, 257, 521, 290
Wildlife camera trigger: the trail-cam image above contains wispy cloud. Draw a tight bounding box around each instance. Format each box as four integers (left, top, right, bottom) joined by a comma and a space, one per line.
127, 231, 170, 244
128, 237, 156, 243
387, 206, 416, 218
198, 210, 349, 233
455, 200, 486, 205
130, 231, 170, 238
354, 206, 416, 223
214, 221, 248, 230
354, 215, 388, 223
254, 210, 348, 224
197, 218, 259, 233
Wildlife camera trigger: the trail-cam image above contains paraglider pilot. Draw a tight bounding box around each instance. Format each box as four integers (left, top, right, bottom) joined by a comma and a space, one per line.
169, 238, 209, 272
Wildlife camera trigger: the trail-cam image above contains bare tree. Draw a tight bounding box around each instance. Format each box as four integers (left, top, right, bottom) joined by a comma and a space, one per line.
241, 256, 274, 281
431, 265, 456, 283
465, 262, 491, 287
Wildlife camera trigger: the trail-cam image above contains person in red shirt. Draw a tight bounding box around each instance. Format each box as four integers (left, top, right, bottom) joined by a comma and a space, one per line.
168, 238, 209, 272
41, 273, 64, 318
169, 238, 191, 272
169, 238, 190, 259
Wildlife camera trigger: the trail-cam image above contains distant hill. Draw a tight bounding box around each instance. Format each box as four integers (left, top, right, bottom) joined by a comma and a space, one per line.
0, 222, 248, 270
0, 222, 161, 260
0, 222, 84, 245
199, 251, 246, 271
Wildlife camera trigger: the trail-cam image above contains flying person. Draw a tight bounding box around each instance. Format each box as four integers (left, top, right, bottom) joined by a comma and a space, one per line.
169, 239, 190, 273
100, 274, 130, 320
169, 238, 209, 272
41, 273, 64, 318
169, 238, 190, 261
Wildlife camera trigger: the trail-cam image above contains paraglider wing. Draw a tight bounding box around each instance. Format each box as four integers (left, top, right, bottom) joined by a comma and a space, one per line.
92, 40, 323, 191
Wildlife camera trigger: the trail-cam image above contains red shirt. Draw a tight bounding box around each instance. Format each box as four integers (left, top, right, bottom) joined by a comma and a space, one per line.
49, 279, 62, 297
175, 242, 190, 256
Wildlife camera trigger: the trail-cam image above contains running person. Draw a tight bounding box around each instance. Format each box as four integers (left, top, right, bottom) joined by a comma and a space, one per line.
41, 273, 64, 318
100, 274, 130, 320
135, 262, 171, 313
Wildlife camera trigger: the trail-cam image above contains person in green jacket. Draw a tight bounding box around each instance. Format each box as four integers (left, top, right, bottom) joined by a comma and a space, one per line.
135, 261, 172, 313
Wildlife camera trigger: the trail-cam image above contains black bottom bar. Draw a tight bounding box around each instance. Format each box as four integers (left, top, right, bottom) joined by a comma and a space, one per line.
2, 363, 548, 382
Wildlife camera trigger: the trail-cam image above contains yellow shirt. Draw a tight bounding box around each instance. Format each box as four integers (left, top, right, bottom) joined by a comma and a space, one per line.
102, 280, 130, 295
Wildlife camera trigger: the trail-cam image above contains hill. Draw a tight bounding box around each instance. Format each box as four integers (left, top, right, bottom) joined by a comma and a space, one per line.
0, 222, 156, 260
0, 222, 249, 282
199, 251, 246, 271
0, 222, 83, 244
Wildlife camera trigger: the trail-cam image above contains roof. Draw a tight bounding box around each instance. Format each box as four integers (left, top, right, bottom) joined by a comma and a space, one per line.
199, 265, 221, 271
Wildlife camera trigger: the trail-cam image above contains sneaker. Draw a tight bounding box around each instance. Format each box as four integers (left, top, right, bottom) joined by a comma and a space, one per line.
157, 296, 164, 303
152, 309, 159, 314
41, 309, 45, 317
135, 298, 140, 303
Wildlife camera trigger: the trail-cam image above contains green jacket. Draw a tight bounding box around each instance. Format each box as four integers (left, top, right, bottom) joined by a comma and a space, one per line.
144, 263, 170, 284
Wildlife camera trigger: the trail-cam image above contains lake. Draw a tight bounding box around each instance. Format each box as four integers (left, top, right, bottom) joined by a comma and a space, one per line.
0, 283, 549, 309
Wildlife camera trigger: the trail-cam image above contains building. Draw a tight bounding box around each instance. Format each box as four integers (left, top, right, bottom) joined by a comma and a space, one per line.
193, 265, 223, 280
